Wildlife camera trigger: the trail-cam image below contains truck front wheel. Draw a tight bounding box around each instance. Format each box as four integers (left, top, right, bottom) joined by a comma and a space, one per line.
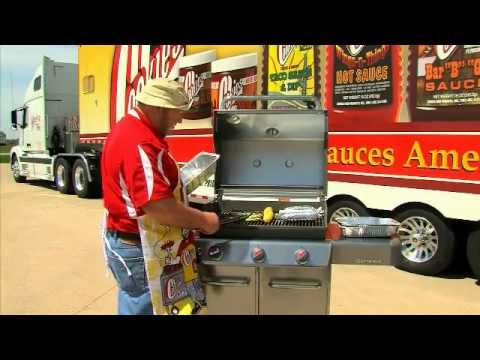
55, 158, 73, 194
11, 155, 26, 183
73, 159, 95, 198
467, 229, 480, 280
394, 208, 455, 276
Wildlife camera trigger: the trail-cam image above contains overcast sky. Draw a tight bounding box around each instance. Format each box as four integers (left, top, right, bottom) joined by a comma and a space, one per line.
0, 45, 78, 139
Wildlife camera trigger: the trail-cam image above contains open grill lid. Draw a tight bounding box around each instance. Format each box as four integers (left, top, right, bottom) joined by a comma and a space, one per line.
213, 96, 328, 193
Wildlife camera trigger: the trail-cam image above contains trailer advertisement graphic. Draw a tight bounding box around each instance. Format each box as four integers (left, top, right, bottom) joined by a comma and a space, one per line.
333, 45, 392, 107
268, 45, 315, 96
416, 45, 480, 107
328, 133, 480, 193
110, 45, 185, 127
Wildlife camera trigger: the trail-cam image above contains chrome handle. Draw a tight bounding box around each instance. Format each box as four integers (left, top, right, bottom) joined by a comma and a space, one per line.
269, 280, 322, 289
203, 277, 250, 287
220, 95, 321, 110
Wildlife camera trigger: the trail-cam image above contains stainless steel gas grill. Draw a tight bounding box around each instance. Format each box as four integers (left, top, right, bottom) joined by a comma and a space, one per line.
196, 96, 400, 315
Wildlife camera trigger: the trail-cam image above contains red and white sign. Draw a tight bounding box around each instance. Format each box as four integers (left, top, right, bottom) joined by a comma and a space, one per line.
328, 132, 480, 193
110, 45, 185, 128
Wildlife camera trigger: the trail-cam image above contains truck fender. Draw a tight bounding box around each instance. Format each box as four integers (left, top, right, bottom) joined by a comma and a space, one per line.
54, 154, 95, 183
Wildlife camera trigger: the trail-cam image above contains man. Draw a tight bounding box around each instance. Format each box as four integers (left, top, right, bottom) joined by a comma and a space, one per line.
101, 78, 219, 315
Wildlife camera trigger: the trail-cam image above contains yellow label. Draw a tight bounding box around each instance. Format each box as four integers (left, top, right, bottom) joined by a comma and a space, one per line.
268, 45, 315, 96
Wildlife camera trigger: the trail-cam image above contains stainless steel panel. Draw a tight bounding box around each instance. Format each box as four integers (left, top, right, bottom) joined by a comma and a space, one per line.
219, 188, 325, 213
200, 265, 258, 315
331, 237, 401, 266
197, 239, 331, 267
214, 110, 327, 189
259, 266, 330, 315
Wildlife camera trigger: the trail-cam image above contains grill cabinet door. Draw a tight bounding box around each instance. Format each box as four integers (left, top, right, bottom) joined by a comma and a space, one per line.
200, 265, 258, 315
259, 266, 331, 315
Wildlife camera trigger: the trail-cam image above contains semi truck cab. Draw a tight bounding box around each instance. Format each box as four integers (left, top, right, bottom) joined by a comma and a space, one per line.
10, 56, 101, 197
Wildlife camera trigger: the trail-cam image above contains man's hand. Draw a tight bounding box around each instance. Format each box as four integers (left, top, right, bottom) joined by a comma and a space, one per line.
200, 212, 220, 235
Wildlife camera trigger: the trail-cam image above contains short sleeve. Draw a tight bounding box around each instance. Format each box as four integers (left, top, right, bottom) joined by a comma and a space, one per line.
123, 142, 174, 211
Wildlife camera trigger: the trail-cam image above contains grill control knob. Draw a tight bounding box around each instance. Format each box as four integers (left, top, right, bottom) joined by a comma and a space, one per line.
295, 248, 309, 265
251, 247, 265, 263
207, 245, 223, 261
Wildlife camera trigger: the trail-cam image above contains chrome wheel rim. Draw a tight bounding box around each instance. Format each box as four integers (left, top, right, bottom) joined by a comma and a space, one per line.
56, 164, 66, 188
330, 207, 359, 223
74, 166, 85, 192
12, 159, 21, 178
398, 216, 439, 263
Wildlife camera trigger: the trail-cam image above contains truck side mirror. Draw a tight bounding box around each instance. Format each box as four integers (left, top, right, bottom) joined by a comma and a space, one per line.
11, 110, 17, 129
21, 107, 28, 129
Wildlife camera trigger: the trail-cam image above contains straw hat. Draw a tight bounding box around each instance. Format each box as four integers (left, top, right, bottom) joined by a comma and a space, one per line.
136, 78, 190, 111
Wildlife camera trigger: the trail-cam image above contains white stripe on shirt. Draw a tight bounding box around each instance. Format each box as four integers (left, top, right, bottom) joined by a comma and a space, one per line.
157, 149, 171, 187
119, 172, 137, 218
138, 145, 154, 200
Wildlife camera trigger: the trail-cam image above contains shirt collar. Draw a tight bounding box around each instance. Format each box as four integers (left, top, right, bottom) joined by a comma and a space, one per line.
131, 106, 169, 148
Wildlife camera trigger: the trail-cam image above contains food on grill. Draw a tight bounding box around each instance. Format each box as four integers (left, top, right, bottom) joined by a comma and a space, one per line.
276, 206, 323, 221
245, 212, 263, 222
263, 207, 274, 224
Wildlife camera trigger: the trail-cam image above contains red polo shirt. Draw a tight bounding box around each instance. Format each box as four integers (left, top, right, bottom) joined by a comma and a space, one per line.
101, 107, 179, 234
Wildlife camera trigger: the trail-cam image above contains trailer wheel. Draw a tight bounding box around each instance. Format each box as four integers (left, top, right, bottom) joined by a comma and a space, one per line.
394, 208, 455, 276
11, 155, 26, 183
328, 199, 369, 223
55, 158, 73, 194
467, 229, 480, 280
73, 159, 94, 198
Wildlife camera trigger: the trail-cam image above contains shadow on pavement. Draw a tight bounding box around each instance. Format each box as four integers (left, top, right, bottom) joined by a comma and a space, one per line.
25, 180, 58, 191
25, 180, 103, 200
436, 260, 476, 280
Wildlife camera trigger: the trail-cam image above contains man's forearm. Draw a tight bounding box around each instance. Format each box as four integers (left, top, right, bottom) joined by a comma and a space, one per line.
142, 198, 208, 230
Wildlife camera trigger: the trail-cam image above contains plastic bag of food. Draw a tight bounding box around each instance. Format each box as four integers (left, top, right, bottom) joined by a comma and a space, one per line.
276, 206, 324, 221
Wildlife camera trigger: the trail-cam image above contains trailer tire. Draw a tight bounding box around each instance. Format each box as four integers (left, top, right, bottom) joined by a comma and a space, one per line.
467, 229, 480, 280
11, 155, 27, 183
72, 159, 94, 198
55, 158, 73, 194
328, 199, 369, 223
394, 208, 455, 276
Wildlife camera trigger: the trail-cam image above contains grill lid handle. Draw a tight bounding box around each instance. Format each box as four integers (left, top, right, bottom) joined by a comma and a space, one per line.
220, 95, 321, 110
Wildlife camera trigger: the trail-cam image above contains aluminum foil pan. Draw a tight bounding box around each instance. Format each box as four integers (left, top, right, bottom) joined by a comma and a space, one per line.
180, 152, 220, 195
335, 217, 400, 238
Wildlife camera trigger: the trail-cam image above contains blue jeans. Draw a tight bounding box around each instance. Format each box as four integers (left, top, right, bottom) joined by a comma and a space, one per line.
104, 231, 153, 315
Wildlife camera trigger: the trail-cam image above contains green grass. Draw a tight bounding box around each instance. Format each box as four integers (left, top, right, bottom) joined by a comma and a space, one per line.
0, 154, 10, 163
0, 144, 14, 153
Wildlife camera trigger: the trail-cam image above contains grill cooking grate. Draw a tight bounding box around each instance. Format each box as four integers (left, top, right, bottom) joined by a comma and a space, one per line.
233, 218, 324, 227
214, 211, 326, 239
